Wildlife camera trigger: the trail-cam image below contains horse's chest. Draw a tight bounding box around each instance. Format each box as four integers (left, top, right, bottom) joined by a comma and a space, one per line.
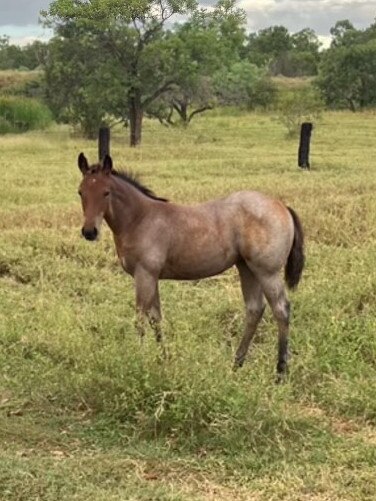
119, 254, 136, 276
114, 243, 135, 277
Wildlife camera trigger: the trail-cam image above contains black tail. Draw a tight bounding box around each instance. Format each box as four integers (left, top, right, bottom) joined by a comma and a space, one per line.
285, 207, 305, 290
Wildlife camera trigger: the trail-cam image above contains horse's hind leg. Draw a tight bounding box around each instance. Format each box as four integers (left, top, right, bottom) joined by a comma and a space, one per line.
234, 262, 265, 369
257, 273, 290, 382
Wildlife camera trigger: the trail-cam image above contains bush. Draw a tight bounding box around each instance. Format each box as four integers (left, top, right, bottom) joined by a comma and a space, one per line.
0, 96, 53, 134
276, 87, 323, 137
214, 61, 277, 110
0, 115, 13, 134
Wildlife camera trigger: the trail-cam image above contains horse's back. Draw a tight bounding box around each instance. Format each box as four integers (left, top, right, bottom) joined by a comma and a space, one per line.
157, 190, 294, 279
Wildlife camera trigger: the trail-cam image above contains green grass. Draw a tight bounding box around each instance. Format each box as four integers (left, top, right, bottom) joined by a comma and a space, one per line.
0, 95, 53, 134
1, 110, 376, 500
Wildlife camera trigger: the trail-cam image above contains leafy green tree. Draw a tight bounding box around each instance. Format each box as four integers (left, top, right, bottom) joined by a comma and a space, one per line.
247, 25, 292, 65
43, 0, 248, 135
245, 25, 320, 77
0, 37, 47, 70
317, 40, 376, 111
317, 20, 376, 110
214, 61, 276, 109
0, 37, 24, 70
43, 0, 197, 146
146, 76, 216, 126
288, 28, 321, 76
0, 36, 9, 50
194, 0, 246, 59
330, 20, 359, 47
44, 27, 122, 138
292, 28, 321, 54
147, 1, 246, 126
21, 41, 49, 69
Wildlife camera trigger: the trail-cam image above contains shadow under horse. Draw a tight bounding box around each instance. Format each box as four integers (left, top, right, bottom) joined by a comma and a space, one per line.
77, 153, 305, 381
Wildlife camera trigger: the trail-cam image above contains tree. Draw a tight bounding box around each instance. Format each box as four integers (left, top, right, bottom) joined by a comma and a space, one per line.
0, 37, 47, 70
245, 25, 320, 77
146, 77, 216, 126
43, 0, 197, 146
44, 27, 122, 138
214, 61, 276, 109
200, 0, 246, 59
317, 21, 376, 110
43, 0, 248, 135
316, 40, 376, 111
292, 28, 321, 54
289, 28, 321, 76
330, 20, 358, 47
21, 41, 49, 69
246, 25, 292, 70
0, 37, 24, 70
147, 1, 246, 126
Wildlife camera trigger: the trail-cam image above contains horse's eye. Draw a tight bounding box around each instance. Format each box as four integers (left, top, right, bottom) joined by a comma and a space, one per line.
78, 190, 82, 197
104, 191, 110, 197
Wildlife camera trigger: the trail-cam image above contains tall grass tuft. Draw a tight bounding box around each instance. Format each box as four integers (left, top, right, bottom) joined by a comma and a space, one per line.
0, 96, 53, 134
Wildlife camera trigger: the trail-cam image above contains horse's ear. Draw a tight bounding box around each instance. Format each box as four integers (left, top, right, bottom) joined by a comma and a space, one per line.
102, 154, 113, 175
78, 153, 89, 175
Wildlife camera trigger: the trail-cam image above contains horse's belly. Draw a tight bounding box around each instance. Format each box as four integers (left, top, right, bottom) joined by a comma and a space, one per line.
160, 246, 238, 280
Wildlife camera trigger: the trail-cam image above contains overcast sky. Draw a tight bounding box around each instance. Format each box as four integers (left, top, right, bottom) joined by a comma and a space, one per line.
0, 0, 375, 45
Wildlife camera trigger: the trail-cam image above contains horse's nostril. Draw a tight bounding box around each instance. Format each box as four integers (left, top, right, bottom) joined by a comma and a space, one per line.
82, 227, 98, 241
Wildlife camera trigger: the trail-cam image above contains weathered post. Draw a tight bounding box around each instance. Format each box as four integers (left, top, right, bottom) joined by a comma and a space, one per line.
98, 126, 110, 162
298, 122, 313, 170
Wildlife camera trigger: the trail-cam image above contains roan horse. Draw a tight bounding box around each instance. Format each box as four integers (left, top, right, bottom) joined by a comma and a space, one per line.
77, 153, 304, 380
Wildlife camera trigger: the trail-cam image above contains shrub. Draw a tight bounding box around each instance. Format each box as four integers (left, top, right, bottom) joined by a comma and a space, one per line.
0, 115, 13, 134
276, 87, 324, 137
214, 61, 277, 110
0, 96, 53, 134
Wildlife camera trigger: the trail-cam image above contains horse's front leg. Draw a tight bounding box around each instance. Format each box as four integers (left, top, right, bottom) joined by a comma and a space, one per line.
134, 266, 165, 354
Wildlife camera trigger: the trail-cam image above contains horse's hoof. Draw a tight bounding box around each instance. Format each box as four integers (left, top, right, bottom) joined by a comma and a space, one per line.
275, 372, 288, 384
232, 360, 243, 372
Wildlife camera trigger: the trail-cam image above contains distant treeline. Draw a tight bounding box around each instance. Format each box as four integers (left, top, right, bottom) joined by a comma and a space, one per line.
1, 0, 376, 145
0, 36, 48, 71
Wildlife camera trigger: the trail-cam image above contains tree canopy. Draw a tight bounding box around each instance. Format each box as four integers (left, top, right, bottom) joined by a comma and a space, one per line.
245, 26, 321, 77
3, 8, 376, 139
42, 0, 258, 143
0, 36, 47, 70
43, 0, 199, 145
317, 20, 376, 110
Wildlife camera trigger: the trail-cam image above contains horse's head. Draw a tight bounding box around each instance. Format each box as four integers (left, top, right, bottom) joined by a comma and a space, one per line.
77, 153, 113, 241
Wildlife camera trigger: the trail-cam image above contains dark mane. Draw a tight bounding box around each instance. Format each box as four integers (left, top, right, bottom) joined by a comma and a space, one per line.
112, 170, 168, 202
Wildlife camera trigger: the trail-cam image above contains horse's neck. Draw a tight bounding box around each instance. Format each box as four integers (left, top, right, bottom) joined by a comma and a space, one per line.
105, 176, 150, 235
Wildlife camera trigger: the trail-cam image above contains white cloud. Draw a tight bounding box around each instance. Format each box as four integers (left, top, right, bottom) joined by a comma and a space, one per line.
0, 0, 375, 45
238, 0, 375, 35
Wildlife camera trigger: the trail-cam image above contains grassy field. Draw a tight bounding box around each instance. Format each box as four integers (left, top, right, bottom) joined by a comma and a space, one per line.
1, 110, 376, 500
0, 70, 41, 94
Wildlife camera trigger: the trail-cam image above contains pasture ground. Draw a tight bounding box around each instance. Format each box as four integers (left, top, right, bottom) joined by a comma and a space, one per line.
1, 110, 376, 500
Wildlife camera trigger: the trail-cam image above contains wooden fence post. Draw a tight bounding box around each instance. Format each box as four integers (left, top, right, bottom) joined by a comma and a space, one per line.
98, 126, 110, 162
298, 122, 313, 170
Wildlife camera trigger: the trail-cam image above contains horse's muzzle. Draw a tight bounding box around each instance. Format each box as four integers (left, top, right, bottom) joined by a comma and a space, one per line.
81, 226, 98, 241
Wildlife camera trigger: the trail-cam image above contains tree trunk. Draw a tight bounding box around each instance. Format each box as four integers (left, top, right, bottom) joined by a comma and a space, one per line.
129, 92, 143, 147
173, 101, 188, 126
